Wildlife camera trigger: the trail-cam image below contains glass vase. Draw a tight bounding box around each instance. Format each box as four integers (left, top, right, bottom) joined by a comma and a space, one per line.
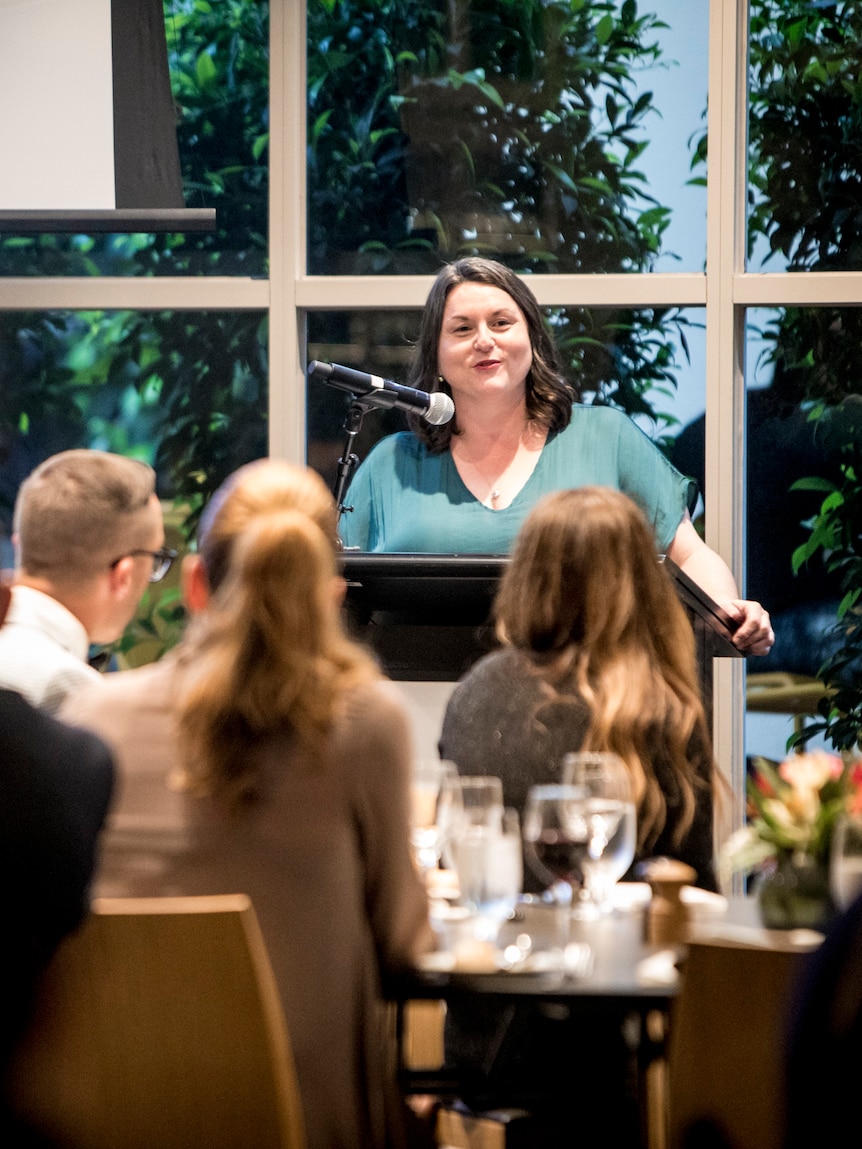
756, 852, 836, 931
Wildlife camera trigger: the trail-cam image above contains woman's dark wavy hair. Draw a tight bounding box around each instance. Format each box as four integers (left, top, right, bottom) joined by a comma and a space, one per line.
407, 258, 578, 452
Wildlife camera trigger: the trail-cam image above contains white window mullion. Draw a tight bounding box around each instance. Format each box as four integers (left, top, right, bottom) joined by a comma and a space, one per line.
705, 0, 748, 858
269, 0, 306, 464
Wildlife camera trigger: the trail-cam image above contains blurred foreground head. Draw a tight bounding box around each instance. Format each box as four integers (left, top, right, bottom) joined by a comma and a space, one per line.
176, 463, 375, 805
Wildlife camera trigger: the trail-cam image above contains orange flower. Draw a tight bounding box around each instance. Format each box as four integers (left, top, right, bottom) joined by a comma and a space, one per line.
723, 751, 862, 876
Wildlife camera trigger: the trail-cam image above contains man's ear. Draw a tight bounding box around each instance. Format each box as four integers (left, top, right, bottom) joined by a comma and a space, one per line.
107, 555, 135, 598
182, 554, 210, 614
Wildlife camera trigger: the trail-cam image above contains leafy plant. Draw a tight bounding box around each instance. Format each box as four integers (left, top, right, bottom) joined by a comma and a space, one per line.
788, 399, 862, 751
307, 0, 691, 436
114, 584, 187, 669
742, 0, 862, 751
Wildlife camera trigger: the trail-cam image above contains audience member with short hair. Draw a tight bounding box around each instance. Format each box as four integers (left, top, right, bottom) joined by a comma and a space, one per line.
0, 449, 166, 713
61, 460, 432, 1149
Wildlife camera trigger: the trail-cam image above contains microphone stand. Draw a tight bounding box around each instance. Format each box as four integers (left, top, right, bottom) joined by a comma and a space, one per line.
333, 398, 377, 524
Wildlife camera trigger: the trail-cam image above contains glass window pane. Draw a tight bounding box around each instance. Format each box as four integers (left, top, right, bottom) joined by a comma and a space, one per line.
0, 1, 269, 277
743, 306, 856, 759
0, 307, 268, 569
306, 0, 707, 276
747, 1, 862, 273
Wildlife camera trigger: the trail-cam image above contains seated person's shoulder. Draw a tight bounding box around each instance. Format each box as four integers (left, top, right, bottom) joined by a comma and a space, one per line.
59, 657, 177, 731
451, 647, 534, 693
0, 687, 114, 794
344, 676, 411, 725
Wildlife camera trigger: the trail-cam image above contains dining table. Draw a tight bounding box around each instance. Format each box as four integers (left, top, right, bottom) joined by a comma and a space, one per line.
385, 882, 823, 1149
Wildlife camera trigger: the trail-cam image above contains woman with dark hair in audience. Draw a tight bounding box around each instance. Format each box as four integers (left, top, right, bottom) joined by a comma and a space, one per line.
438, 487, 723, 1148
442, 485, 721, 891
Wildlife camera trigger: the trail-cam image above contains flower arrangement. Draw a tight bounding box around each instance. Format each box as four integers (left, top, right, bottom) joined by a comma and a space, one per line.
721, 749, 862, 881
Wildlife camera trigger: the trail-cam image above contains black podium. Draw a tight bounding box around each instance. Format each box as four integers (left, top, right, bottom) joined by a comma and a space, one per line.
342, 552, 740, 724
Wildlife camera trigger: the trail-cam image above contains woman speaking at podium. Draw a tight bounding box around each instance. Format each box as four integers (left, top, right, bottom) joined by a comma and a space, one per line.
338, 256, 772, 655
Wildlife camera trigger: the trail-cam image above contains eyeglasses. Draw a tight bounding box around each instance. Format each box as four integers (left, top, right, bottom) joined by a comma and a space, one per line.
110, 546, 178, 583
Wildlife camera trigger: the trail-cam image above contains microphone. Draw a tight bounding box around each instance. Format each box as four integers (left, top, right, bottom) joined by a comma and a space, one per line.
308, 360, 455, 426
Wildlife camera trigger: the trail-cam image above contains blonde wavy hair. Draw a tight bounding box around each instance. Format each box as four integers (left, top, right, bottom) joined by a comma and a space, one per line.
495, 486, 716, 851
176, 505, 378, 808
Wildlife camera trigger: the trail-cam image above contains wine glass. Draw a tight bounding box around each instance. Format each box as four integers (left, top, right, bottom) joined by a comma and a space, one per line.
523, 784, 592, 892
562, 752, 637, 916
522, 783, 593, 961
456, 775, 504, 831
409, 759, 461, 875
830, 813, 862, 911
451, 806, 523, 945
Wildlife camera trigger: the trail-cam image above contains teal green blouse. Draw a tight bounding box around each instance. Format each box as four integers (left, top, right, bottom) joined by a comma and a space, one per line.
339, 404, 696, 554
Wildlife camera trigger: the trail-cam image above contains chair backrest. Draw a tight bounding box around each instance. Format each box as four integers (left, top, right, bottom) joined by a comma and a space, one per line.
666, 935, 813, 1149
3, 894, 306, 1149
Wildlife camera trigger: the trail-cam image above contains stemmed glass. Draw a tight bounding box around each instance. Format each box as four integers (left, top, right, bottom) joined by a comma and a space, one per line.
562, 752, 636, 916
456, 775, 504, 832
522, 783, 592, 961
409, 759, 462, 876
523, 783, 592, 892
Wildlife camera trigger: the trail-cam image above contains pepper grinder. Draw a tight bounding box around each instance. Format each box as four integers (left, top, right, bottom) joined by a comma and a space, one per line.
639, 856, 697, 945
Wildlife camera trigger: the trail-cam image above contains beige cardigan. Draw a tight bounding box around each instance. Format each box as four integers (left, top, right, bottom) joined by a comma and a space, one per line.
61, 658, 432, 1149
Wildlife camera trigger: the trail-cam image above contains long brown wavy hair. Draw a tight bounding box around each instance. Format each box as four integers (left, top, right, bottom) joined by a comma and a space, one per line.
407, 257, 577, 453
176, 507, 379, 809
494, 486, 717, 850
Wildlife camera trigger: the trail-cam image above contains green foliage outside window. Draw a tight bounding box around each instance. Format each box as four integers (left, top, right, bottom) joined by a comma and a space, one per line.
742, 0, 862, 750
308, 0, 692, 443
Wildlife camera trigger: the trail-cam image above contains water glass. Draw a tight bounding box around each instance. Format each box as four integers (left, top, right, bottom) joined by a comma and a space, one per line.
451, 806, 522, 945
409, 759, 461, 874
562, 752, 637, 915
457, 775, 505, 831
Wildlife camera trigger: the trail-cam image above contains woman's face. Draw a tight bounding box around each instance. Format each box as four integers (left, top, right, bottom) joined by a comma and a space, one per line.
437, 282, 533, 406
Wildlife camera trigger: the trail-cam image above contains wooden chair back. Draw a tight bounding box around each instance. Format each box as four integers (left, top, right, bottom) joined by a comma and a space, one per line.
666, 935, 813, 1149
3, 894, 306, 1149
